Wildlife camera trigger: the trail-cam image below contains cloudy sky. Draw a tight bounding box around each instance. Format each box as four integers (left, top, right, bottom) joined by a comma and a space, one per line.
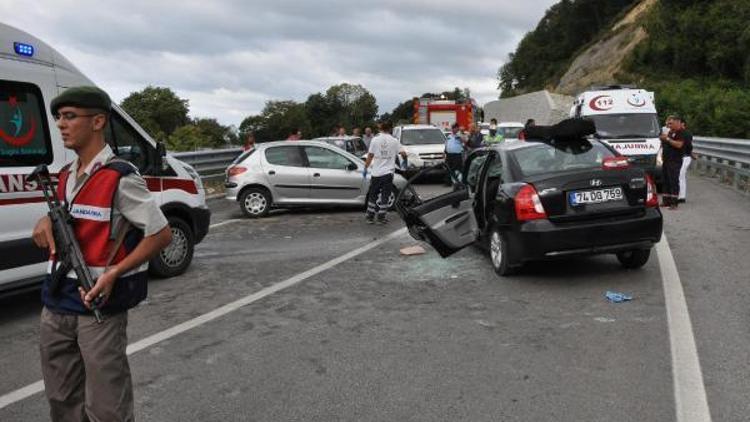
2, 0, 558, 126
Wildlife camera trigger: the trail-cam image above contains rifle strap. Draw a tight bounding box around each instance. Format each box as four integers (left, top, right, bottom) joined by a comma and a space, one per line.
105, 219, 131, 268
50, 258, 71, 296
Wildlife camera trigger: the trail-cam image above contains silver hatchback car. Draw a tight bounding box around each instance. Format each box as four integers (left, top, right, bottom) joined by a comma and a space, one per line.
225, 140, 408, 218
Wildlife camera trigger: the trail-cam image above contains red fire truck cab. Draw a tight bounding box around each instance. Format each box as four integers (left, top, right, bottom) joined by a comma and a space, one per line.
413, 97, 479, 131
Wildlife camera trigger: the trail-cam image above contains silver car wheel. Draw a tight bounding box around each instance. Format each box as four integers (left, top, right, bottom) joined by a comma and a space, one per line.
161, 225, 189, 268
244, 192, 267, 215
490, 230, 503, 269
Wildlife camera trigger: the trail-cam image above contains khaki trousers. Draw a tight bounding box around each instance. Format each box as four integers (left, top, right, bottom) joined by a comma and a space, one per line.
39, 307, 134, 422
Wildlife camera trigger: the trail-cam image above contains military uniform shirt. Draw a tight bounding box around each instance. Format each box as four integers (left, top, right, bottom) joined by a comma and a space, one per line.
65, 144, 168, 238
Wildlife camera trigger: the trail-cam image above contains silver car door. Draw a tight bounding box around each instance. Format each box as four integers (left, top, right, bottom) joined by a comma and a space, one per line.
303, 146, 364, 202
262, 146, 310, 203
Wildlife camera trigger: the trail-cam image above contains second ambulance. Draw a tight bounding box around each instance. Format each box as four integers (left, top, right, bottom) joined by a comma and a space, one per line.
570, 86, 662, 182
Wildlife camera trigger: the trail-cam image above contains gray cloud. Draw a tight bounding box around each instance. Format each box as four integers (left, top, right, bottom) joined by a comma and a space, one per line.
1, 0, 557, 125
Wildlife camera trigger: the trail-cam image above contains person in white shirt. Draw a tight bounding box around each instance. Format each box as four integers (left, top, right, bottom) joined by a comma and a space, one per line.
363, 121, 407, 223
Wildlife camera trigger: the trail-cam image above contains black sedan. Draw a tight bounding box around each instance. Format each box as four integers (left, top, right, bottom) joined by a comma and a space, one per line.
396, 119, 663, 276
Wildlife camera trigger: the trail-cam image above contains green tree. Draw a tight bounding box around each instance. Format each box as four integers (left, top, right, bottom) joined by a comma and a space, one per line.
239, 100, 312, 142
305, 93, 338, 137
166, 125, 210, 152
324, 83, 378, 131
384, 99, 415, 125
264, 100, 311, 140
303, 83, 379, 136
193, 117, 234, 149
120, 86, 190, 141
239, 115, 268, 141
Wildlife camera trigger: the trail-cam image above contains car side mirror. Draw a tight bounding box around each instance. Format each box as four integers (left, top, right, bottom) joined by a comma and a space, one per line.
345, 163, 358, 171
156, 142, 169, 172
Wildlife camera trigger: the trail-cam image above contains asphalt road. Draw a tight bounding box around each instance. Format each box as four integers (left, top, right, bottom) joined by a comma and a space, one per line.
1, 175, 748, 421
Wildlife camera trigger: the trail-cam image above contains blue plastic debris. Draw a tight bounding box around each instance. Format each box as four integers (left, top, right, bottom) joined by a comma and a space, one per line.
605, 291, 633, 303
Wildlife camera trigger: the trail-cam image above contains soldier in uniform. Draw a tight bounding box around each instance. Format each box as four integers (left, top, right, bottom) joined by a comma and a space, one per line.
32, 86, 173, 421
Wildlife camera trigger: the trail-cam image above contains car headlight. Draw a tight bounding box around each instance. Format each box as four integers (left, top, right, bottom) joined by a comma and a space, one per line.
406, 152, 422, 167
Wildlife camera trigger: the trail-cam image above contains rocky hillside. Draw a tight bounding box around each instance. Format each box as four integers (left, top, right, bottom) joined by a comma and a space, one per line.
554, 0, 655, 95
500, 0, 750, 137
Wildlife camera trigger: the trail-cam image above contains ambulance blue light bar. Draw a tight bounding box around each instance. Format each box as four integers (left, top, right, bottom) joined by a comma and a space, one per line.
13, 42, 34, 57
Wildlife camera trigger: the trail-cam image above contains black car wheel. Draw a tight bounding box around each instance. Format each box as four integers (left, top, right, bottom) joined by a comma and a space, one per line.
149, 217, 195, 278
240, 188, 271, 218
616, 249, 651, 269
489, 227, 516, 276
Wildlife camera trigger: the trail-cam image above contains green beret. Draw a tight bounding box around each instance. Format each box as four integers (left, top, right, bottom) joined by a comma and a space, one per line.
50, 86, 111, 115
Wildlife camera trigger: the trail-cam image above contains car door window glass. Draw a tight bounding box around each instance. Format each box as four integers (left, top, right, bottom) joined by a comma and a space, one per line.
0, 80, 52, 166
265, 146, 305, 167
304, 146, 352, 170
105, 112, 152, 173
487, 155, 503, 179
465, 156, 486, 189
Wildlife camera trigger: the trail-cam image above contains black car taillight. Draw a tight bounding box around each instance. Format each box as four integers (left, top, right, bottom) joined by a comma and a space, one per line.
645, 173, 658, 208
515, 184, 547, 221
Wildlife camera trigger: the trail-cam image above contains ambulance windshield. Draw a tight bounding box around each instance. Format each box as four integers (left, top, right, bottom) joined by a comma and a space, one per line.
590, 113, 660, 139
0, 81, 52, 166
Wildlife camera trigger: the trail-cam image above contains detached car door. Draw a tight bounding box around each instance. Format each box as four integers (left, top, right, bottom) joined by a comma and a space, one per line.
395, 165, 479, 257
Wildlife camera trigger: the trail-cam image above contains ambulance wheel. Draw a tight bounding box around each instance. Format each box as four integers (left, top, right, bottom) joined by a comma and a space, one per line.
616, 249, 651, 269
240, 188, 271, 218
150, 217, 194, 278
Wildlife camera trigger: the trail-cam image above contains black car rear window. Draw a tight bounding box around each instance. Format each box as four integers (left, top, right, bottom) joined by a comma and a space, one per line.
511, 142, 614, 177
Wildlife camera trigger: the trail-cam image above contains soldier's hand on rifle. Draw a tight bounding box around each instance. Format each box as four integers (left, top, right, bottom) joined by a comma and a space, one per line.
79, 267, 118, 309
32, 216, 56, 255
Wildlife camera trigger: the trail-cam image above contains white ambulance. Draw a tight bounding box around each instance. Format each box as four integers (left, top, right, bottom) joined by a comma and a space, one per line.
0, 23, 210, 295
570, 86, 662, 181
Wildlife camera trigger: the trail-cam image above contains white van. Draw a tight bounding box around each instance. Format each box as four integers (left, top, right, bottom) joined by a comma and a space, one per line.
0, 23, 210, 295
393, 124, 447, 178
570, 86, 662, 181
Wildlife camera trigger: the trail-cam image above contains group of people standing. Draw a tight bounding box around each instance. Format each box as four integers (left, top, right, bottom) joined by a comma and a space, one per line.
443, 118, 536, 183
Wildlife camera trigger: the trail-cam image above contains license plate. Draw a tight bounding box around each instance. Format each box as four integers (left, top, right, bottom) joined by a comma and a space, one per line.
569, 187, 623, 206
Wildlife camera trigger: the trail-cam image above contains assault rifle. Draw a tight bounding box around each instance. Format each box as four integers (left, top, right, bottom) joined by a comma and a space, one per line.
28, 164, 104, 323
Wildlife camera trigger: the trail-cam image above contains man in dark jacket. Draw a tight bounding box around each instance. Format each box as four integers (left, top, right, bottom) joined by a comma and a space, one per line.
659, 116, 686, 209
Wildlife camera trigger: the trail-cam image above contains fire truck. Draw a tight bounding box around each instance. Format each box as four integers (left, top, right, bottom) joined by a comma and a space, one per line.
413, 97, 479, 131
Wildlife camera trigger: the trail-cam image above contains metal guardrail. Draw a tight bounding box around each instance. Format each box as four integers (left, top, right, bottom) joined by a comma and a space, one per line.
692, 137, 750, 195
170, 148, 243, 181
169, 138, 750, 195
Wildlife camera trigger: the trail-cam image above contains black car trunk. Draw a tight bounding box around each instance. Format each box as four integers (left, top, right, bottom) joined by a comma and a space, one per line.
526, 168, 647, 223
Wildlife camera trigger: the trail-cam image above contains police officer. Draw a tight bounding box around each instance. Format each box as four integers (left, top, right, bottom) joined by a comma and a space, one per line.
483, 125, 504, 145
32, 86, 173, 421
444, 122, 464, 184
363, 121, 406, 223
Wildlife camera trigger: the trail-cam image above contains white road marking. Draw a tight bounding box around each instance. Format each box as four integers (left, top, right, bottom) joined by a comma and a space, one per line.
209, 218, 243, 229
656, 235, 712, 422
0, 227, 407, 410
